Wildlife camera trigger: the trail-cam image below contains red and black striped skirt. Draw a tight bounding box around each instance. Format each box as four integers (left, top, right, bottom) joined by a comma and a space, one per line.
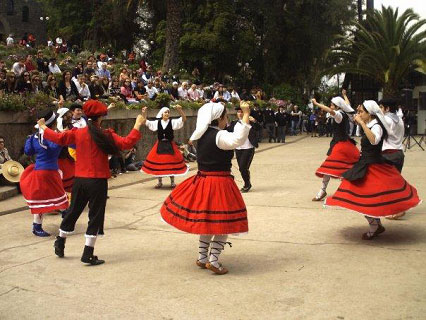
160, 171, 248, 234
325, 163, 421, 217
141, 141, 189, 177
315, 141, 360, 178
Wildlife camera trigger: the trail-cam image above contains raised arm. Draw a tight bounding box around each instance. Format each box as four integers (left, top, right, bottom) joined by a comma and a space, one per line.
312, 98, 336, 116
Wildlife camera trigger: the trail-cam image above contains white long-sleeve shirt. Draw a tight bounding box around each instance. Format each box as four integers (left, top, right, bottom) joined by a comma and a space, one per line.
146, 118, 184, 132
366, 119, 383, 145
213, 122, 251, 150
382, 112, 404, 150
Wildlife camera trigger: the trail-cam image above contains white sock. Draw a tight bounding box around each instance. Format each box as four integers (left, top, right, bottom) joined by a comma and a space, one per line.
365, 216, 381, 236
198, 235, 213, 263
33, 214, 42, 224
59, 230, 68, 238
85, 235, 97, 247
316, 175, 330, 198
209, 235, 229, 268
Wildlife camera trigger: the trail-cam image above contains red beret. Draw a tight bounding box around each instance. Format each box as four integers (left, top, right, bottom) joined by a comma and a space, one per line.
83, 100, 108, 118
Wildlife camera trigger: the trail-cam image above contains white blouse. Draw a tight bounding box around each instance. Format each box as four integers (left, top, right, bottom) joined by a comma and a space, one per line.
146, 118, 184, 132
212, 122, 251, 150
366, 119, 383, 145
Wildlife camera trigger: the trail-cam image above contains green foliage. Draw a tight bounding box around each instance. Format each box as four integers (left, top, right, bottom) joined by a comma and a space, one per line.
272, 83, 303, 106
155, 93, 172, 108
0, 93, 51, 112
38, 0, 141, 50
328, 6, 426, 98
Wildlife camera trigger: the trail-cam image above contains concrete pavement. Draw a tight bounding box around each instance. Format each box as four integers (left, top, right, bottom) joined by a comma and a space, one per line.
0, 135, 425, 320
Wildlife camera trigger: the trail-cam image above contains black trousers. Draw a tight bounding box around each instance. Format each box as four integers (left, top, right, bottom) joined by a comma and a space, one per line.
61, 177, 108, 236
382, 150, 405, 173
236, 148, 255, 187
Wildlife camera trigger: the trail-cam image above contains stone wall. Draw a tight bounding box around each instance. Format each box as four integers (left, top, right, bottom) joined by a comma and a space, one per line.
0, 0, 47, 43
0, 108, 237, 161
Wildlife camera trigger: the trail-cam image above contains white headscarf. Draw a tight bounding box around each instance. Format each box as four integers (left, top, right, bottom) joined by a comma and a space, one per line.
189, 102, 225, 141
331, 96, 354, 113
362, 100, 390, 133
156, 107, 170, 119
34, 111, 57, 149
56, 108, 70, 132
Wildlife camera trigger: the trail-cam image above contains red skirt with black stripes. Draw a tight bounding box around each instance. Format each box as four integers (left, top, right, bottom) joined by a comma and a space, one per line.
315, 141, 360, 178
325, 163, 421, 217
58, 158, 75, 193
141, 141, 189, 177
160, 171, 248, 234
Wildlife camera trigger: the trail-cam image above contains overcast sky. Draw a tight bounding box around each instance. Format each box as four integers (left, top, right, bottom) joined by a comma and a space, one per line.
375, 0, 426, 19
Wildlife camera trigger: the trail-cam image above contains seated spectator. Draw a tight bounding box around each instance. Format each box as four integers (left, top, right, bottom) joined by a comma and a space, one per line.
178, 82, 189, 100
188, 84, 200, 101
119, 67, 129, 83
12, 58, 26, 77
17, 72, 32, 94
36, 51, 49, 74
44, 75, 60, 104
197, 84, 205, 101
145, 81, 158, 100
75, 75, 91, 101
213, 85, 230, 101
169, 81, 179, 101
88, 75, 104, 100
230, 87, 240, 101
97, 62, 111, 80
58, 70, 79, 102
124, 147, 143, 171
133, 79, 147, 101
2, 72, 18, 94
24, 55, 36, 72
109, 77, 123, 101
141, 66, 153, 84
30, 74, 42, 94
83, 61, 96, 78
48, 58, 62, 74
121, 78, 137, 103
99, 77, 111, 98
28, 33, 36, 47
72, 62, 84, 79
6, 34, 14, 46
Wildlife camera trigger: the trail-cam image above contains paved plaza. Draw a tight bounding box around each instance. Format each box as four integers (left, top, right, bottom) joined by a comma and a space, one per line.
0, 136, 425, 319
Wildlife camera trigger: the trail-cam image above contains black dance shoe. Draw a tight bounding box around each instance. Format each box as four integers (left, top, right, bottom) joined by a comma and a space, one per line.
81, 245, 105, 265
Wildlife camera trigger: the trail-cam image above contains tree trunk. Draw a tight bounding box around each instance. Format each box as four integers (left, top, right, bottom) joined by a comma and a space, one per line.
162, 0, 181, 73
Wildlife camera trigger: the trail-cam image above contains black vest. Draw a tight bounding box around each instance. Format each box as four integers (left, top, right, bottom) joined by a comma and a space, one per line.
327, 111, 355, 155
197, 127, 234, 172
342, 121, 385, 181
157, 119, 174, 141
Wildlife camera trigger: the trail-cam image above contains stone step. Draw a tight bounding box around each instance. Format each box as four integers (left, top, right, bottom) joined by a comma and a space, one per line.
0, 185, 19, 201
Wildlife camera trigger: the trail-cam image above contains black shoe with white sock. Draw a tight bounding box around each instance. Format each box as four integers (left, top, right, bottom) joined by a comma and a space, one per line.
81, 246, 105, 265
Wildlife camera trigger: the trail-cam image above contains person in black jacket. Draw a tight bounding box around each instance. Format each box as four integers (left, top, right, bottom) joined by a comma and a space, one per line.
263, 106, 276, 142
227, 106, 260, 192
275, 106, 289, 143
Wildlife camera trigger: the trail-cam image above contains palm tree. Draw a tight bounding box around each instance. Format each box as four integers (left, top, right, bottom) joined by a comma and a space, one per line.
329, 6, 426, 98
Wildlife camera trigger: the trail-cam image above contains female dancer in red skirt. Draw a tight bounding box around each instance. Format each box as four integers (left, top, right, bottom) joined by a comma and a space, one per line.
20, 110, 69, 237
39, 100, 145, 265
311, 95, 360, 201
141, 105, 189, 188
325, 101, 421, 240
161, 101, 251, 275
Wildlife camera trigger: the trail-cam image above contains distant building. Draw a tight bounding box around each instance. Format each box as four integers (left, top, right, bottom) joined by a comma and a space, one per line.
0, 0, 47, 45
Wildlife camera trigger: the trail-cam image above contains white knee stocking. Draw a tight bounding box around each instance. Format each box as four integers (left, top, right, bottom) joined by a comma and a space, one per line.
198, 235, 213, 263
209, 235, 231, 268
85, 235, 97, 247
365, 216, 381, 236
